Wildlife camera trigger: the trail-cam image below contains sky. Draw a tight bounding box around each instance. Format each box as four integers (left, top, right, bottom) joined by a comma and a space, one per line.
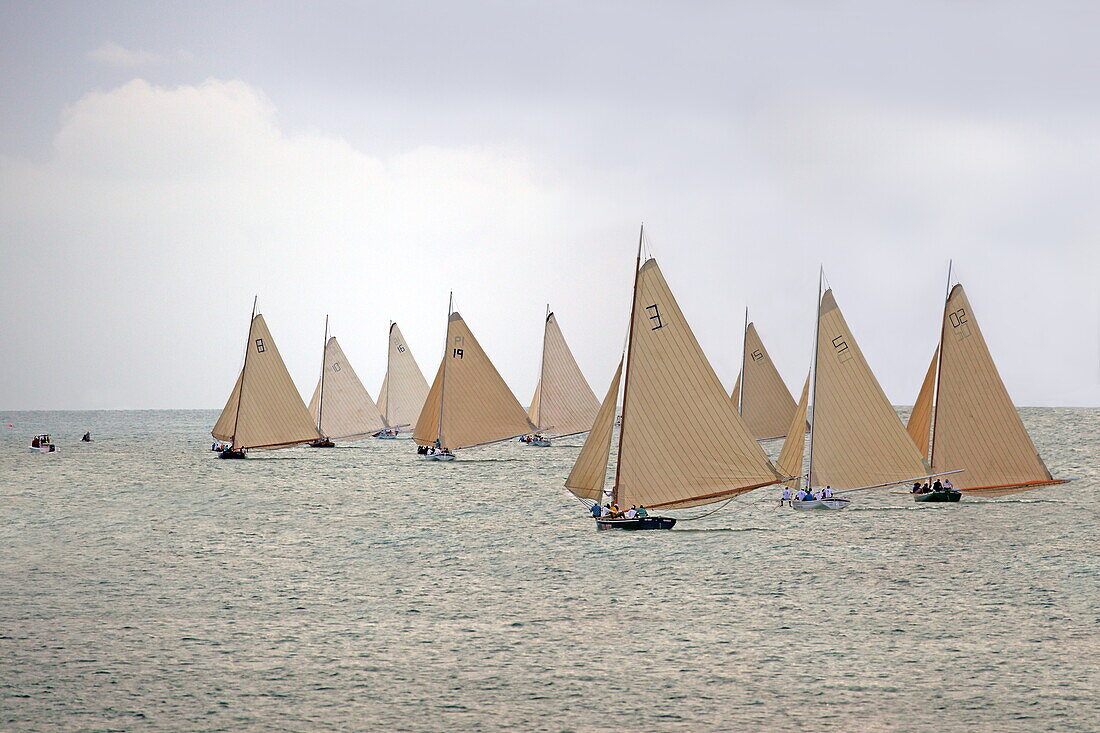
1, 0, 1097, 410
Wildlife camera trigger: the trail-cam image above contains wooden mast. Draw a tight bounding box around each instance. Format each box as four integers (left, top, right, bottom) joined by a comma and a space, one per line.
806, 268, 823, 489
928, 260, 952, 468
739, 307, 748, 414
231, 295, 258, 449
612, 224, 644, 506
316, 314, 329, 439
437, 292, 453, 447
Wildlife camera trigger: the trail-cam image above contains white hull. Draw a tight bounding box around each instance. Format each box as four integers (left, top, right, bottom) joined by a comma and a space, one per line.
375, 433, 399, 440
524, 439, 551, 447
423, 452, 455, 461
791, 497, 850, 511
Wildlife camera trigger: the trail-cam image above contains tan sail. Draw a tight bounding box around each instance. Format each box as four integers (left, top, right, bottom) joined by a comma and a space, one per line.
776, 375, 810, 485
565, 358, 623, 501
212, 314, 322, 450
931, 284, 1062, 496
528, 312, 600, 435
413, 311, 536, 450
906, 348, 938, 458
307, 336, 386, 441
810, 289, 929, 489
734, 322, 798, 440
378, 322, 430, 428
614, 259, 781, 509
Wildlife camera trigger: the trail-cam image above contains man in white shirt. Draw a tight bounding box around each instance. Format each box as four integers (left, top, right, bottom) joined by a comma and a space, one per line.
625, 506, 637, 519
781, 487, 791, 506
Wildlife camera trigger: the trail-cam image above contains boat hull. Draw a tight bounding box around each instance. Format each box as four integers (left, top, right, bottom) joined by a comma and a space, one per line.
595, 516, 676, 530
791, 497, 851, 510
375, 433, 399, 440
423, 453, 455, 461
309, 439, 336, 448
525, 439, 551, 447
914, 490, 961, 503
29, 445, 57, 453
217, 449, 247, 459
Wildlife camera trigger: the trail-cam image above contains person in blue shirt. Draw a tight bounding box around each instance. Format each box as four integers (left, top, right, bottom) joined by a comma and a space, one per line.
635, 505, 649, 518
590, 502, 602, 518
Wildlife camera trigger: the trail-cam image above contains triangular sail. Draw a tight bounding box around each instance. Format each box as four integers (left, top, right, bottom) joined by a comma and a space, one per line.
734, 322, 798, 440
614, 259, 781, 510
565, 358, 623, 501
212, 314, 322, 450
413, 311, 536, 450
776, 375, 810, 486
307, 337, 386, 441
931, 284, 1060, 496
378, 323, 430, 428
906, 348, 938, 457
528, 312, 600, 435
810, 289, 929, 489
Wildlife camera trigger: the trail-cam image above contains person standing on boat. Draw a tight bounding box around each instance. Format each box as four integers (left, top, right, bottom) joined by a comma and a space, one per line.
780, 487, 791, 506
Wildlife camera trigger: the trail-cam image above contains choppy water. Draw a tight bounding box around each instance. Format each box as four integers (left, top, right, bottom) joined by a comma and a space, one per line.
1, 408, 1097, 732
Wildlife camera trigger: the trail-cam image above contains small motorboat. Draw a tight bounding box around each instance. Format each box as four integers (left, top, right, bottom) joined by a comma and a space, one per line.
914, 489, 961, 503
791, 496, 851, 510
595, 516, 676, 530
29, 434, 57, 453
309, 438, 336, 448
217, 447, 247, 459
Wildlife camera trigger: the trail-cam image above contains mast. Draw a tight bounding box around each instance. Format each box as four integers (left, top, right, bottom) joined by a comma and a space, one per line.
231, 295, 258, 448
437, 292, 453, 446
385, 320, 393, 425
928, 260, 953, 467
317, 314, 329, 438
535, 303, 550, 429
739, 307, 748, 414
806, 268, 823, 489
612, 224, 644, 506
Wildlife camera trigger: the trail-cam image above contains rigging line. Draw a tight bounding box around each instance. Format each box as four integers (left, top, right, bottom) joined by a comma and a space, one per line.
677, 496, 738, 521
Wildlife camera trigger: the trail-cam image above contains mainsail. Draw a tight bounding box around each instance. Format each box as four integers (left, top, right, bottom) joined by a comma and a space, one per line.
924, 283, 1062, 496
307, 335, 386, 441
378, 322, 430, 429
776, 375, 810, 485
733, 321, 799, 440
571, 255, 781, 510
809, 288, 929, 489
212, 313, 322, 450
528, 311, 600, 435
413, 309, 536, 450
565, 358, 623, 501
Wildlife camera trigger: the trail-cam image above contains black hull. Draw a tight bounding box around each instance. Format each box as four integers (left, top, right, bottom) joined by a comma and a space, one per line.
914, 490, 961, 503
595, 516, 676, 531
217, 449, 247, 459
309, 439, 336, 448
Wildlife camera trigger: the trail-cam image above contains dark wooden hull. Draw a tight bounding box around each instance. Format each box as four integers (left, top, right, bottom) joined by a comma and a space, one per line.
217, 449, 247, 459
914, 490, 961, 503
595, 516, 676, 531
309, 439, 336, 448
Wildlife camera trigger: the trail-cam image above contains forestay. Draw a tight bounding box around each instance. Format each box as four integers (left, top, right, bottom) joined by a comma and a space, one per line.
776, 375, 810, 487
378, 323, 430, 429
212, 314, 321, 450
308, 336, 386, 441
565, 359, 623, 501
734, 322, 798, 440
528, 312, 600, 435
413, 312, 536, 450
810, 289, 929, 489
614, 259, 781, 509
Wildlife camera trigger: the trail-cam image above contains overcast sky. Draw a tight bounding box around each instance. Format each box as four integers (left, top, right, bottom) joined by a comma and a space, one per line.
1, 0, 1097, 410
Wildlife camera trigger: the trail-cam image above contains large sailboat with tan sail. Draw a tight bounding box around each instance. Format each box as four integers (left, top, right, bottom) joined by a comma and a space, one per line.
376, 322, 429, 438
731, 312, 799, 441
905, 264, 1066, 499
212, 298, 322, 458
781, 271, 958, 509
565, 229, 784, 529
522, 307, 600, 447
306, 315, 388, 447
413, 294, 538, 460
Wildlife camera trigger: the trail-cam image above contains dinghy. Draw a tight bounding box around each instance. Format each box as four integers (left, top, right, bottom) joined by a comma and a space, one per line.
376, 322, 429, 437
566, 228, 783, 529
29, 434, 57, 453
731, 312, 800, 441
307, 315, 387, 447
413, 294, 538, 460
524, 307, 600, 446
211, 298, 323, 458
906, 264, 1067, 498
791, 496, 851, 510
913, 487, 961, 503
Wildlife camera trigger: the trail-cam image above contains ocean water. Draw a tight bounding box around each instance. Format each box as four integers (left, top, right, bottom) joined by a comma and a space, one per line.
1, 408, 1097, 732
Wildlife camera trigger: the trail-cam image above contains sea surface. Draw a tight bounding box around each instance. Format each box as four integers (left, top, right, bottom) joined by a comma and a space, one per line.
1, 408, 1097, 732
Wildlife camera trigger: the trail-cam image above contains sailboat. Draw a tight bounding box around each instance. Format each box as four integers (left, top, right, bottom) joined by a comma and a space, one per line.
523, 307, 600, 447
212, 299, 322, 458
306, 315, 388, 447
905, 265, 1067, 498
565, 229, 783, 529
731, 313, 799, 441
376, 322, 429, 438
783, 272, 950, 509
412, 294, 538, 460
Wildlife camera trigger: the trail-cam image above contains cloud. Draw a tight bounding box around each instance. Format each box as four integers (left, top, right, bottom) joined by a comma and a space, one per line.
87, 42, 191, 68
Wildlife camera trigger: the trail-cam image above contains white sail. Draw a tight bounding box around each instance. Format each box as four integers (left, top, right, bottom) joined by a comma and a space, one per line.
307, 336, 387, 441
733, 321, 798, 440
413, 310, 536, 450
565, 358, 623, 501
528, 311, 600, 435
378, 323, 430, 429
212, 314, 321, 450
